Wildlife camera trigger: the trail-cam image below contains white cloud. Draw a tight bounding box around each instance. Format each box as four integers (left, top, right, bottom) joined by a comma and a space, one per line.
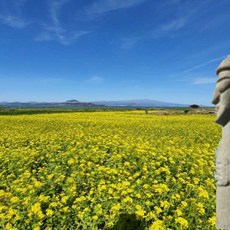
120, 17, 186, 49
35, 30, 90, 45
0, 0, 90, 45
57, 31, 91, 45
159, 18, 186, 33
170, 55, 227, 79
192, 77, 216, 85
87, 76, 104, 84
49, 0, 70, 30
180, 55, 227, 74
34, 32, 54, 42
0, 14, 29, 28
35, 0, 91, 45
0, 0, 30, 28
150, 17, 188, 40
119, 1, 217, 49
87, 0, 146, 15
120, 36, 142, 49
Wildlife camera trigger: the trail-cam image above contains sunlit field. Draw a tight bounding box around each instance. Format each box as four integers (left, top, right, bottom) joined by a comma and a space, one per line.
0, 111, 220, 229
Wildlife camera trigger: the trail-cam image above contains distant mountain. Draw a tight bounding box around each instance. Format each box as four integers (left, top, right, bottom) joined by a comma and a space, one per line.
0, 100, 103, 108
65, 99, 79, 103
0, 99, 189, 108
92, 99, 188, 107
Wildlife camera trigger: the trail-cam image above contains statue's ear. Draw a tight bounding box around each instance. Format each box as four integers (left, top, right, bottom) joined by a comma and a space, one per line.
212, 87, 220, 105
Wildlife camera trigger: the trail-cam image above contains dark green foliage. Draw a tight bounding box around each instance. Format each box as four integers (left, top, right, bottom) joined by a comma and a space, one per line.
190, 104, 200, 109
111, 214, 146, 230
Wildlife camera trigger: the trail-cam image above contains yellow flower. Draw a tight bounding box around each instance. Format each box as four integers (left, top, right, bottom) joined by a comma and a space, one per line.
98, 184, 106, 191
149, 220, 165, 230
122, 196, 133, 203
67, 158, 75, 165
49, 202, 58, 208
135, 204, 146, 217
84, 207, 90, 212
175, 217, 188, 228
196, 202, 205, 215
5, 223, 18, 230
61, 196, 68, 204
77, 212, 84, 219
92, 215, 98, 220
154, 206, 163, 215
7, 208, 17, 218
31, 202, 45, 219
46, 209, 54, 217
10, 196, 20, 204
47, 174, 54, 180
75, 196, 86, 203
145, 200, 151, 206
135, 209, 145, 217
62, 207, 69, 212
153, 184, 169, 194
160, 200, 170, 209
173, 194, 180, 200
193, 177, 200, 184
66, 177, 75, 183
38, 194, 49, 202
33, 227, 40, 230
34, 180, 43, 188
175, 208, 183, 216
135, 204, 142, 210
0, 111, 218, 229
122, 181, 130, 187
135, 193, 142, 198
198, 187, 209, 199
146, 212, 156, 221
111, 203, 121, 211
106, 221, 114, 228
181, 201, 188, 208
208, 216, 216, 226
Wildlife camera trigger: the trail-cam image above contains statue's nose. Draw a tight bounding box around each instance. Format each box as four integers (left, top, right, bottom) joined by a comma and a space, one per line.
212, 88, 220, 105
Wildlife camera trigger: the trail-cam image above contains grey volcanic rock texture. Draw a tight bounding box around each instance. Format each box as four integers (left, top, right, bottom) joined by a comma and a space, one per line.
212, 55, 230, 229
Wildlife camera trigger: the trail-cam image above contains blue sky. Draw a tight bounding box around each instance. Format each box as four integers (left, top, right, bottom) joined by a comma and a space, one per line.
0, 0, 230, 105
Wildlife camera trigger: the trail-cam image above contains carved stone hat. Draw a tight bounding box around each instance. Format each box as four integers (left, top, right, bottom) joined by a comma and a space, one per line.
217, 55, 230, 75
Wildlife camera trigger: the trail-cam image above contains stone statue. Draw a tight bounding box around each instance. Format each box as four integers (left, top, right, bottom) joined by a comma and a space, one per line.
212, 55, 230, 229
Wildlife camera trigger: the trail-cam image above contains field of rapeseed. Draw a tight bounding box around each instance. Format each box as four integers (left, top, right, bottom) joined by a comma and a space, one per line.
0, 111, 220, 229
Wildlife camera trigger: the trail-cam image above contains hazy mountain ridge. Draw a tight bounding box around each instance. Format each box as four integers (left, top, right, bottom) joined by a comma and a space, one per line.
0, 100, 100, 108
92, 99, 189, 107
0, 99, 189, 108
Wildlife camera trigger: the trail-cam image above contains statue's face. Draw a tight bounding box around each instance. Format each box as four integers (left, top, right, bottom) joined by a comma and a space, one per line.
212, 70, 230, 126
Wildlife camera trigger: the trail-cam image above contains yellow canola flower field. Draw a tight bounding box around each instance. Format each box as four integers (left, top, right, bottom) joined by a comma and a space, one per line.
0, 111, 220, 229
